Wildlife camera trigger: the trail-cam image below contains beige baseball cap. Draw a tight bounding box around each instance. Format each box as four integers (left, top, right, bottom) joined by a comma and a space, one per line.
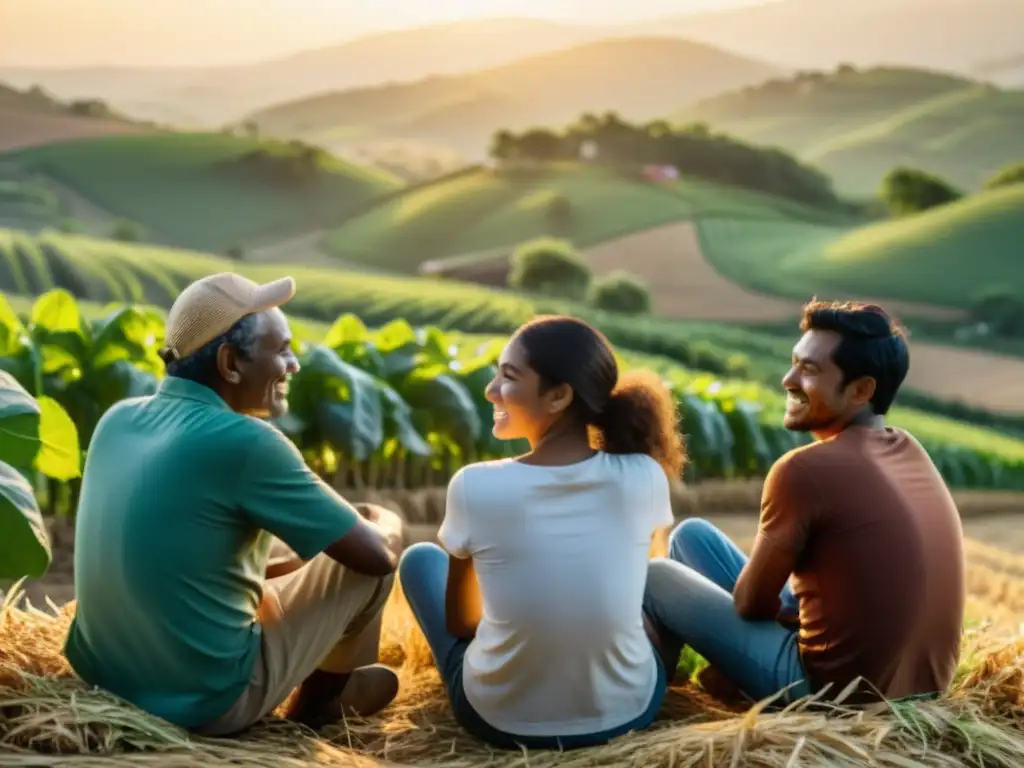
159, 272, 296, 362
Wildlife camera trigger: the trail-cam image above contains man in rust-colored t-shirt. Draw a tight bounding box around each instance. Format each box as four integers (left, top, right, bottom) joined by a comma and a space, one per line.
644, 300, 965, 705
755, 424, 965, 700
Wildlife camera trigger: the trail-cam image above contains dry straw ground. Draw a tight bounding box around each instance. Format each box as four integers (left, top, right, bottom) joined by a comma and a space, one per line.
3, 484, 1024, 767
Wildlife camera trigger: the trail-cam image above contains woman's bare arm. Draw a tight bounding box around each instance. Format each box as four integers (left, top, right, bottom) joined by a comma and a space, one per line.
445, 554, 483, 638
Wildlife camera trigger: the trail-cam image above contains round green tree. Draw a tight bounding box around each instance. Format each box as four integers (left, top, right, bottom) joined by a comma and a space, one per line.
507, 237, 590, 300
587, 270, 651, 315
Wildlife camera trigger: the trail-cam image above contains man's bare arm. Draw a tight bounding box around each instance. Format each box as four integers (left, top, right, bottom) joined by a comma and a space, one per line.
321, 503, 405, 577
356, 503, 404, 558
733, 532, 798, 621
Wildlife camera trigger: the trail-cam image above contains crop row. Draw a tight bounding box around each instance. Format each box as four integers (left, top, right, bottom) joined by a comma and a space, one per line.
3, 290, 1024, 541
1, 227, 1019, 440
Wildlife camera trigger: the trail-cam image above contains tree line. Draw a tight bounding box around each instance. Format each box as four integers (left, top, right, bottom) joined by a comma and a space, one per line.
488, 112, 841, 209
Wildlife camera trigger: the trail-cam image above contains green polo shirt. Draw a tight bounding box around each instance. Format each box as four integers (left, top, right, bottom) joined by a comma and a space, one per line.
64, 376, 359, 728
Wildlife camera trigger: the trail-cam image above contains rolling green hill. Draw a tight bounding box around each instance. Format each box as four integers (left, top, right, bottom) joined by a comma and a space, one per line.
247, 37, 779, 159
678, 66, 1024, 195
696, 183, 1024, 308
0, 227, 532, 331
6, 132, 404, 252
323, 162, 854, 273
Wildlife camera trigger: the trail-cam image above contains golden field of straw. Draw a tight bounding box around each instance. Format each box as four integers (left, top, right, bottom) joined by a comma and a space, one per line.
3, 482, 1024, 767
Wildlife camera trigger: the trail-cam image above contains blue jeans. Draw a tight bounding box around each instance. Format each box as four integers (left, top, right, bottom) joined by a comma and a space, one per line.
642, 518, 811, 704
397, 542, 668, 751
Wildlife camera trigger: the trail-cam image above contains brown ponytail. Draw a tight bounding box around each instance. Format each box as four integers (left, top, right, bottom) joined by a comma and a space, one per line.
590, 369, 686, 480
512, 315, 687, 480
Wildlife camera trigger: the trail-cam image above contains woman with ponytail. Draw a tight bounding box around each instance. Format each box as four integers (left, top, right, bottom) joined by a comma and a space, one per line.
398, 315, 686, 750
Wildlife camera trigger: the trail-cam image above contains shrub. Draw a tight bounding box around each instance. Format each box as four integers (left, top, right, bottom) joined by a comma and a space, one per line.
587, 270, 651, 315
110, 220, 145, 242
879, 167, 961, 216
507, 237, 591, 300
970, 290, 1024, 337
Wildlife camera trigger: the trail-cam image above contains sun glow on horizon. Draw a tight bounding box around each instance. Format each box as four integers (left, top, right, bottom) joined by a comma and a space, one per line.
1, 0, 761, 68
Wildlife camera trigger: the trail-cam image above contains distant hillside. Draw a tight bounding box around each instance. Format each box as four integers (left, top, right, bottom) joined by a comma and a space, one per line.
0, 82, 148, 152
678, 66, 1024, 195
320, 160, 854, 274
247, 37, 780, 158
6, 132, 403, 252
640, 0, 1023, 77
0, 18, 620, 126
696, 183, 1024, 309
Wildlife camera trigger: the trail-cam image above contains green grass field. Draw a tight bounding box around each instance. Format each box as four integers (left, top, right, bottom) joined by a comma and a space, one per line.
6, 132, 404, 252
696, 183, 1024, 308
324, 162, 857, 273
679, 66, 1024, 195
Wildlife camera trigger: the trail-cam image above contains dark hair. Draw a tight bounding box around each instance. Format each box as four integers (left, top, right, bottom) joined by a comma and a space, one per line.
800, 299, 910, 415
512, 315, 686, 479
161, 313, 261, 389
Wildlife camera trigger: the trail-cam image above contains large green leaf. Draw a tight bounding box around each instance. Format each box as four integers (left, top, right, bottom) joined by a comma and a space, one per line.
398, 363, 482, 452
720, 399, 772, 478
377, 381, 432, 457
0, 460, 51, 580
679, 393, 735, 480
450, 356, 507, 455
0, 370, 42, 470
90, 305, 165, 373
325, 313, 385, 376
292, 345, 384, 461
0, 370, 82, 480
34, 395, 82, 480
375, 319, 422, 380
0, 345, 33, 391
30, 289, 88, 380
324, 313, 369, 347
31, 288, 82, 334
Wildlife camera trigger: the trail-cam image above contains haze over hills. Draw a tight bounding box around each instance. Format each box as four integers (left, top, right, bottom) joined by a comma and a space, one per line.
0, 18, 625, 126
976, 53, 1024, 86
642, 0, 1023, 81
3, 0, 1023, 126
678, 66, 1024, 194
246, 37, 780, 159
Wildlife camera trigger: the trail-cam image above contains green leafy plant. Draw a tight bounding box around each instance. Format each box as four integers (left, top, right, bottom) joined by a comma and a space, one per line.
0, 370, 81, 581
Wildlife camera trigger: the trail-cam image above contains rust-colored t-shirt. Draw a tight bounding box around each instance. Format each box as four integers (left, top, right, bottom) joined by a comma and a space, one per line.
757, 425, 965, 701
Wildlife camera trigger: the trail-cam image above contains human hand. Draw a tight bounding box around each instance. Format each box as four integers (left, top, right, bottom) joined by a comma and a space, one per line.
355, 503, 405, 556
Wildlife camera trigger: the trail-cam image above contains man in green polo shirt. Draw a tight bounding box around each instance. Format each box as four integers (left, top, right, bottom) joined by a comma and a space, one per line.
65, 272, 405, 736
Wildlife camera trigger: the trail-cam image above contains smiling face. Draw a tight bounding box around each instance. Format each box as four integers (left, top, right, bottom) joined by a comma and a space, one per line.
221, 308, 300, 419
484, 336, 573, 445
782, 329, 875, 439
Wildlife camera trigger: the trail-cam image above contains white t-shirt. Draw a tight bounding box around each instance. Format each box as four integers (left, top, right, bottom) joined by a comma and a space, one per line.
437, 450, 674, 737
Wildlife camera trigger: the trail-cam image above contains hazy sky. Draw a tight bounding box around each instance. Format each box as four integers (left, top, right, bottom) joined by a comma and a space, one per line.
1, 0, 769, 68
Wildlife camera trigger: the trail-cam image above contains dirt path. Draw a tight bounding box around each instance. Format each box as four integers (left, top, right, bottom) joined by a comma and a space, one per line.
584, 223, 801, 322
901, 343, 1024, 415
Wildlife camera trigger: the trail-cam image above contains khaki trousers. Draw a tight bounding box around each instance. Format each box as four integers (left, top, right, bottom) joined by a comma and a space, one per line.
194, 551, 395, 736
